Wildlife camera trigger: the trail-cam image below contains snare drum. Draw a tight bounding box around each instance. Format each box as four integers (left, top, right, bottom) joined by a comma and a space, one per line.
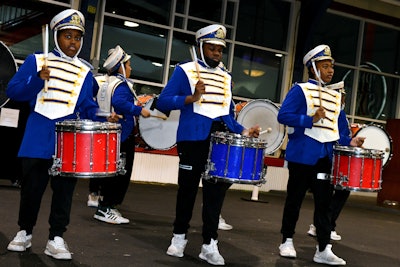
50, 120, 125, 178
331, 145, 384, 192
138, 96, 180, 150
202, 132, 268, 185
353, 124, 393, 167
236, 99, 285, 155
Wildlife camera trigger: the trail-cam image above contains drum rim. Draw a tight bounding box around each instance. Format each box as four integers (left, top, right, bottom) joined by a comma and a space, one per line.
353, 124, 393, 166
236, 99, 285, 154
56, 119, 121, 131
138, 97, 180, 150
0, 41, 18, 108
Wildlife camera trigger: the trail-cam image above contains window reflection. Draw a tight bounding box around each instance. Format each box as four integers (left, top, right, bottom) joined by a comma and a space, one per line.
341, 64, 397, 120
101, 18, 168, 83
314, 12, 359, 66
236, 0, 290, 50
231, 46, 283, 102
189, 0, 223, 22
105, 0, 171, 25
362, 23, 400, 75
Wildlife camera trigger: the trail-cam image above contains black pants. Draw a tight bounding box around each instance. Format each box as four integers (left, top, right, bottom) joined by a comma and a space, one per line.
329, 189, 350, 231
281, 157, 333, 250
173, 140, 231, 244
18, 158, 77, 240
98, 133, 135, 207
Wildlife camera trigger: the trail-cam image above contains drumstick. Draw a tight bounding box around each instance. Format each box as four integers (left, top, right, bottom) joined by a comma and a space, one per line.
317, 70, 324, 124
95, 111, 123, 119
189, 46, 204, 102
149, 114, 167, 120
189, 46, 201, 79
42, 24, 49, 92
259, 128, 272, 135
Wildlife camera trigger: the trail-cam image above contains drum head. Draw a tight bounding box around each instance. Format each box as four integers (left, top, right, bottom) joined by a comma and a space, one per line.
354, 125, 392, 167
138, 97, 180, 150
236, 99, 285, 155
0, 41, 18, 107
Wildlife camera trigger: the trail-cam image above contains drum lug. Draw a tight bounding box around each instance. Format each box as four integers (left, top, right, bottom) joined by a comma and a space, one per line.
259, 166, 267, 185
335, 174, 348, 190
117, 152, 127, 175
49, 157, 61, 176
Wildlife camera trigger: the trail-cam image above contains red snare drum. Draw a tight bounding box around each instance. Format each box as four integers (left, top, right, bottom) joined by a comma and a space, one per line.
50, 120, 125, 178
331, 145, 384, 192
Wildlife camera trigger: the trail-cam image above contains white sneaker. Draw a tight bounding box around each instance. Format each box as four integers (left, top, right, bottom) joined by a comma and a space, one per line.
218, 215, 233, 231
110, 208, 122, 217
166, 234, 188, 257
7, 230, 32, 252
199, 239, 225, 265
308, 224, 342, 241
279, 238, 296, 258
313, 244, 346, 265
94, 207, 129, 224
44, 236, 72, 260
87, 193, 100, 207
330, 231, 342, 241
308, 224, 317, 237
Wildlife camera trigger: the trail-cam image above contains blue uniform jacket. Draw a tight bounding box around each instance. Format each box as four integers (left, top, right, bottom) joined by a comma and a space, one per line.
6, 50, 101, 159
156, 61, 244, 142
278, 79, 352, 165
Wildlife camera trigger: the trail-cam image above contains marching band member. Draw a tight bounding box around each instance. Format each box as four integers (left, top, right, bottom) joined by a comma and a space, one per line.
6, 9, 118, 260
277, 45, 364, 266
91, 45, 150, 224
157, 24, 259, 266
308, 88, 351, 241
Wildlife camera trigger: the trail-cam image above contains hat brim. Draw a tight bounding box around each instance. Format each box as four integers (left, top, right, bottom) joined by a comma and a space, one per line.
204, 40, 226, 47
312, 56, 334, 63
57, 25, 85, 34
124, 54, 131, 63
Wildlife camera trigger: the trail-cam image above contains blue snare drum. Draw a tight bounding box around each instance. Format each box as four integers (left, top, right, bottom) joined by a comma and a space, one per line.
202, 132, 268, 185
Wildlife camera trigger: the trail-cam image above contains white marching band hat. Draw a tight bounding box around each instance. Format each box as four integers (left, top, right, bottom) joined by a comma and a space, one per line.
303, 44, 334, 68
50, 9, 85, 34
108, 47, 131, 62
195, 24, 227, 47
103, 45, 130, 73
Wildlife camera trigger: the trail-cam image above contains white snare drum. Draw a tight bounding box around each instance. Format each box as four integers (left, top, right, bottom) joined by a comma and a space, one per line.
236, 99, 285, 155
353, 124, 392, 167
138, 96, 180, 150
202, 132, 268, 185
50, 119, 126, 178
331, 145, 384, 192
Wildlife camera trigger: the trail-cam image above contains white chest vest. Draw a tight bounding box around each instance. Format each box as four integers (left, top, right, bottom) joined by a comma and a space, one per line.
34, 53, 90, 119
299, 82, 341, 142
180, 62, 232, 119
95, 75, 124, 113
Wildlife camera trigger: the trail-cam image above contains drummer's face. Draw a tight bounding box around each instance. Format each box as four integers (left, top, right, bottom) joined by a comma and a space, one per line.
202, 43, 224, 62
315, 60, 334, 83
123, 60, 132, 78
57, 29, 83, 57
